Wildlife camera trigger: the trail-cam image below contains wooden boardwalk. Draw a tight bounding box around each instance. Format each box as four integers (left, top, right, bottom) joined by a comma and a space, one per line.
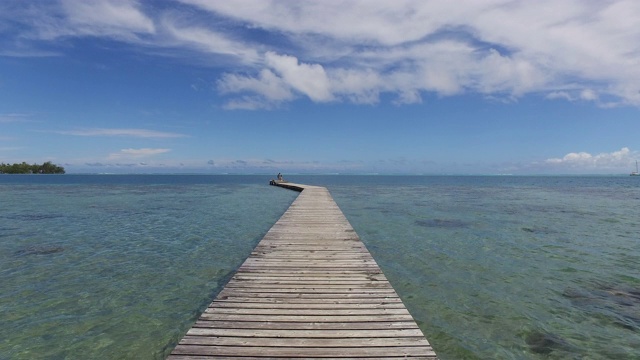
168, 182, 437, 359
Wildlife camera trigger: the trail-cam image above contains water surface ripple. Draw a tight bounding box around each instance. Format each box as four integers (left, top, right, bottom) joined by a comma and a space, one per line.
1, 175, 639, 359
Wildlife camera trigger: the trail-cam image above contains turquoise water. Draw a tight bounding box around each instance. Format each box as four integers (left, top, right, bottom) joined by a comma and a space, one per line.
1, 175, 639, 359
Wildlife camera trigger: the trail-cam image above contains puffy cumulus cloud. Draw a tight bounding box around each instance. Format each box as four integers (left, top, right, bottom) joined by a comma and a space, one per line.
217, 41, 549, 107
197, 0, 640, 108
217, 52, 333, 106
545, 147, 637, 169
264, 52, 333, 102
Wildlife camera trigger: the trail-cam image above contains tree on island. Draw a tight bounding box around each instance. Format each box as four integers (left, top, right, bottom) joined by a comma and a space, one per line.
0, 161, 65, 174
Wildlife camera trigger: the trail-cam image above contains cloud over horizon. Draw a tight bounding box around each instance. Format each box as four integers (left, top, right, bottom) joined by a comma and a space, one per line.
544, 147, 638, 170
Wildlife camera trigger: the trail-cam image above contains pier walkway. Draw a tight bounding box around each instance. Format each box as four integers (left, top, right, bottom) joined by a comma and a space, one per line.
168, 182, 437, 359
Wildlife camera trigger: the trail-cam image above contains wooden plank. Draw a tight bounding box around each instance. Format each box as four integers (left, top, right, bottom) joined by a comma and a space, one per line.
168, 183, 437, 359
203, 308, 410, 316
230, 277, 387, 282
216, 291, 405, 299
171, 354, 436, 360
178, 336, 430, 347
185, 327, 427, 338
223, 283, 393, 289
191, 320, 420, 330
212, 297, 404, 304
171, 345, 435, 357
208, 301, 406, 309
197, 313, 417, 323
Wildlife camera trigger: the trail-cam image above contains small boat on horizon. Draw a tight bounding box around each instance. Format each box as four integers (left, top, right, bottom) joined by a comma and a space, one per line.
631, 160, 639, 176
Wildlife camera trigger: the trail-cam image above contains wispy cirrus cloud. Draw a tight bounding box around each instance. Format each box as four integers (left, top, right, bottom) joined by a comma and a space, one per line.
107, 148, 170, 160
31, 0, 155, 41
55, 128, 188, 138
0, 113, 33, 123
0, 146, 23, 152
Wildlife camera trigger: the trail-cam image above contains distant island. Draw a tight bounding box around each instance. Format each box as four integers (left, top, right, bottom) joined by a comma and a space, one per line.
0, 161, 65, 174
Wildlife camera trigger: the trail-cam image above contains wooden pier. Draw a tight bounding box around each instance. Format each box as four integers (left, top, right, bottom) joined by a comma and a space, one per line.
168, 182, 437, 359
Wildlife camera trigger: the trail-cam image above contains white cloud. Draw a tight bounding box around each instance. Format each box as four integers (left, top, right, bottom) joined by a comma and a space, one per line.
107, 148, 170, 160
580, 89, 598, 101
200, 157, 367, 173
217, 52, 334, 106
5, 0, 640, 107
222, 96, 280, 111
0, 113, 32, 123
27, 0, 156, 41
546, 91, 574, 101
197, 1, 640, 108
329, 69, 382, 104
55, 128, 188, 138
264, 52, 333, 102
162, 19, 259, 63
179, 0, 492, 46
545, 147, 637, 169
218, 69, 294, 102
62, 0, 154, 36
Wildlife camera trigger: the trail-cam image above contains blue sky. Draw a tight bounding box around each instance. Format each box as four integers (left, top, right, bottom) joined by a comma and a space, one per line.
1, 0, 640, 174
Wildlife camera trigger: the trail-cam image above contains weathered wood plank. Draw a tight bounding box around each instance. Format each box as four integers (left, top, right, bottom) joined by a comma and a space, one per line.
212, 297, 404, 304
203, 308, 410, 316
167, 183, 437, 359
178, 336, 431, 347
197, 313, 417, 323
169, 357, 434, 360
185, 327, 427, 338
171, 345, 436, 357
231, 275, 389, 281
216, 291, 404, 299
223, 283, 393, 290
191, 320, 420, 330
209, 301, 406, 309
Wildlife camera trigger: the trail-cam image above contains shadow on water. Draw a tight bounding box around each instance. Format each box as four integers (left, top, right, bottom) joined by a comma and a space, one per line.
3, 213, 65, 221
521, 226, 558, 235
14, 245, 64, 256
563, 283, 640, 331
523, 330, 578, 355
415, 218, 470, 229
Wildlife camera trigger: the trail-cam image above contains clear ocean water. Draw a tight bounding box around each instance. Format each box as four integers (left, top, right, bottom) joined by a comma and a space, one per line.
1, 175, 639, 359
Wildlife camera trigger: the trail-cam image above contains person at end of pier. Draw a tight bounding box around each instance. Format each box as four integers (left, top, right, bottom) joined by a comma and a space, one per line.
277, 172, 283, 181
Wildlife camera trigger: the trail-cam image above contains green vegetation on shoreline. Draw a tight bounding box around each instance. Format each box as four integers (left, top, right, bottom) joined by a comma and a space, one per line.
0, 161, 65, 174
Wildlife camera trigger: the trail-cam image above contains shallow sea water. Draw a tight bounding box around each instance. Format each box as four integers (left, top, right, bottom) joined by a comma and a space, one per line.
317, 176, 640, 360
0, 175, 297, 359
1, 175, 639, 359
